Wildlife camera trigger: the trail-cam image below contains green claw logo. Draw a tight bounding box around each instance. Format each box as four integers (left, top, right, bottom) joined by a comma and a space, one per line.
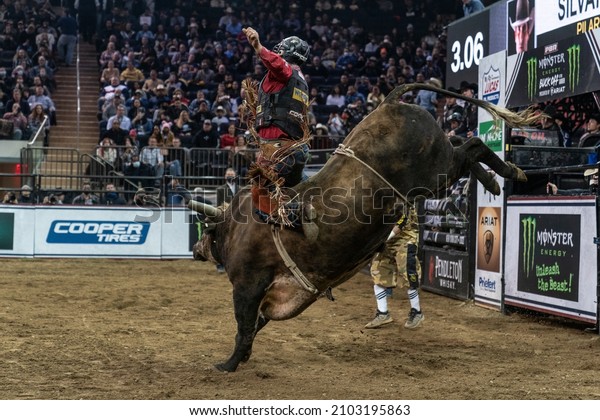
567, 44, 580, 92
521, 216, 536, 277
526, 57, 537, 100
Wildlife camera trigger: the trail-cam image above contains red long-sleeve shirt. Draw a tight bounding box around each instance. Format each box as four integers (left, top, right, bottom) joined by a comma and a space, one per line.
257, 47, 305, 139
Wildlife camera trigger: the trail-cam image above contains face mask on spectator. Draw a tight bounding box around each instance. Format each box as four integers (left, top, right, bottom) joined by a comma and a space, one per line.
133, 161, 141, 168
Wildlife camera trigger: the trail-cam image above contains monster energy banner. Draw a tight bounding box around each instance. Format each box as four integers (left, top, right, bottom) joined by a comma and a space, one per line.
518, 213, 580, 301
505, 28, 600, 108
422, 246, 471, 300
505, 197, 598, 323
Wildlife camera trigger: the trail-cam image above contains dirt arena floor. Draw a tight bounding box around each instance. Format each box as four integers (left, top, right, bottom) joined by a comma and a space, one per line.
1, 258, 599, 400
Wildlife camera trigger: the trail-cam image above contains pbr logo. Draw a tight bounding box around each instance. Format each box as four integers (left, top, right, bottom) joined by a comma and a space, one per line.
482, 66, 500, 105
47, 221, 150, 244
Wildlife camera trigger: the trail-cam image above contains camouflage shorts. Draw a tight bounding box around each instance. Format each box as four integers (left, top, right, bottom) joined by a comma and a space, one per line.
370, 237, 421, 289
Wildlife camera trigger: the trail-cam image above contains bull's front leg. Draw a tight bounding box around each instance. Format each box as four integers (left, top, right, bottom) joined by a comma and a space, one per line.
215, 272, 273, 372
460, 137, 527, 182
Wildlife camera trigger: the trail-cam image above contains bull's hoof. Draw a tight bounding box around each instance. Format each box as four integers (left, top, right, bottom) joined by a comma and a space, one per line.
509, 162, 528, 182
485, 180, 501, 196
214, 362, 236, 373
241, 350, 252, 363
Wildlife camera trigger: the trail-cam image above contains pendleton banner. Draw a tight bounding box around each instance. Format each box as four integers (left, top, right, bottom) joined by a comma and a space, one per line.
506, 28, 600, 108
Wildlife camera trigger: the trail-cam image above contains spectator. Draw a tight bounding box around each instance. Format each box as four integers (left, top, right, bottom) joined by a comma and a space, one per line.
106, 104, 132, 131
220, 123, 237, 150
166, 177, 191, 206
578, 114, 600, 147
119, 135, 139, 169
72, 183, 100, 205
124, 154, 154, 193
120, 60, 145, 87
100, 182, 127, 205
165, 137, 187, 177
216, 167, 239, 207
459, 81, 478, 137
172, 109, 197, 148
193, 119, 220, 148
325, 85, 346, 109
28, 103, 50, 145
415, 77, 441, 119
367, 85, 385, 109
463, 0, 485, 17
56, 7, 78, 66
140, 136, 165, 184
18, 184, 35, 204
2, 102, 28, 139
211, 105, 230, 133
6, 89, 30, 117
96, 137, 118, 167
440, 88, 464, 133
157, 121, 175, 146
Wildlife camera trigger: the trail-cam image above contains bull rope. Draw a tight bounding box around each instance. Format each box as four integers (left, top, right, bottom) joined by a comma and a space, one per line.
271, 225, 319, 294
333, 144, 411, 206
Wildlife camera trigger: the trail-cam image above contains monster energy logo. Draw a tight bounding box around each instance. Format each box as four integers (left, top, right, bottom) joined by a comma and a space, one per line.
526, 57, 537, 100
521, 216, 536, 277
567, 44, 581, 92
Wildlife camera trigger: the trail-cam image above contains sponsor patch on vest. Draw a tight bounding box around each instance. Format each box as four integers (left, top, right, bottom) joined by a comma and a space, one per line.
292, 87, 309, 105
256, 104, 262, 113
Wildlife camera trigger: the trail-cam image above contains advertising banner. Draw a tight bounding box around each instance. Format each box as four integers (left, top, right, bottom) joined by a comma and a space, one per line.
506, 28, 600, 108
160, 207, 194, 259
0, 206, 35, 257
505, 197, 597, 323
536, 0, 600, 46
474, 51, 506, 310
34, 206, 162, 258
422, 246, 471, 300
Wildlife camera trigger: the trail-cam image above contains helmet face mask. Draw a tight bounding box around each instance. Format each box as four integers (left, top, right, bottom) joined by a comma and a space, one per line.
273, 36, 310, 64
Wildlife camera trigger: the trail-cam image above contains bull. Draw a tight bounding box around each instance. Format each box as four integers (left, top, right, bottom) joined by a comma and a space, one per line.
189, 83, 538, 372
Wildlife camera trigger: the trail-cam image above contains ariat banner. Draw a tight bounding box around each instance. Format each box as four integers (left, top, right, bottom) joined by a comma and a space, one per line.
506, 29, 600, 107
476, 207, 502, 273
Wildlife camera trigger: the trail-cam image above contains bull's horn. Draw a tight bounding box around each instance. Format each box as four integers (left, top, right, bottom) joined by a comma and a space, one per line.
188, 200, 223, 218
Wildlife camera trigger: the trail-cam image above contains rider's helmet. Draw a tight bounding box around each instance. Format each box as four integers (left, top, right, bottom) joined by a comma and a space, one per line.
273, 36, 310, 65
448, 112, 463, 123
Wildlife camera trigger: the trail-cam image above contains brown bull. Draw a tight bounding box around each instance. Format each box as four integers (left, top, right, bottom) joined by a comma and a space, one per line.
190, 83, 538, 372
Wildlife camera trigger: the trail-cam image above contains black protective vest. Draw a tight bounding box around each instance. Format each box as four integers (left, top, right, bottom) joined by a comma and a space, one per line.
255, 68, 309, 139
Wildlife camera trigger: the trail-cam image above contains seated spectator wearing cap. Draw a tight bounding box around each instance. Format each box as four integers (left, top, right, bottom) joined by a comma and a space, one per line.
459, 81, 478, 137
18, 184, 34, 204
539, 105, 567, 147
420, 55, 443, 81
149, 84, 171, 110
578, 114, 600, 147
72, 183, 100, 205
158, 121, 175, 146
193, 119, 220, 148
42, 189, 65, 205
440, 87, 464, 132
547, 168, 599, 196
126, 90, 149, 110
211, 105, 230, 133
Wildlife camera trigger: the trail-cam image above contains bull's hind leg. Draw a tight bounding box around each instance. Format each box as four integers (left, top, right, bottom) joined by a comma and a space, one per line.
459, 136, 527, 182
215, 271, 273, 372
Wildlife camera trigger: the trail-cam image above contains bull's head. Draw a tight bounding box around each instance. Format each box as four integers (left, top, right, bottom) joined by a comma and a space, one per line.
188, 200, 224, 263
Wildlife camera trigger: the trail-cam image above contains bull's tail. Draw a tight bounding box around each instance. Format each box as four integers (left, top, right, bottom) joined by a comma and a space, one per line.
383, 83, 540, 128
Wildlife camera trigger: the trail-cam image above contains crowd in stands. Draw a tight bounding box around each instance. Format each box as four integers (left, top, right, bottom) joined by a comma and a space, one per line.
0, 0, 61, 144
2, 0, 500, 205
86, 0, 470, 195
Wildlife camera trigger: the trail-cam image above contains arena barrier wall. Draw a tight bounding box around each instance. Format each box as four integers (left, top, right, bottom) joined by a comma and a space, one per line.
504, 196, 598, 323
0, 205, 195, 259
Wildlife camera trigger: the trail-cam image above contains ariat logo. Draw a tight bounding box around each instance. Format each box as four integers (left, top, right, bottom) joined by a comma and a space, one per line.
567, 44, 581, 92
292, 87, 309, 105
527, 57, 537, 100
521, 216, 536, 277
